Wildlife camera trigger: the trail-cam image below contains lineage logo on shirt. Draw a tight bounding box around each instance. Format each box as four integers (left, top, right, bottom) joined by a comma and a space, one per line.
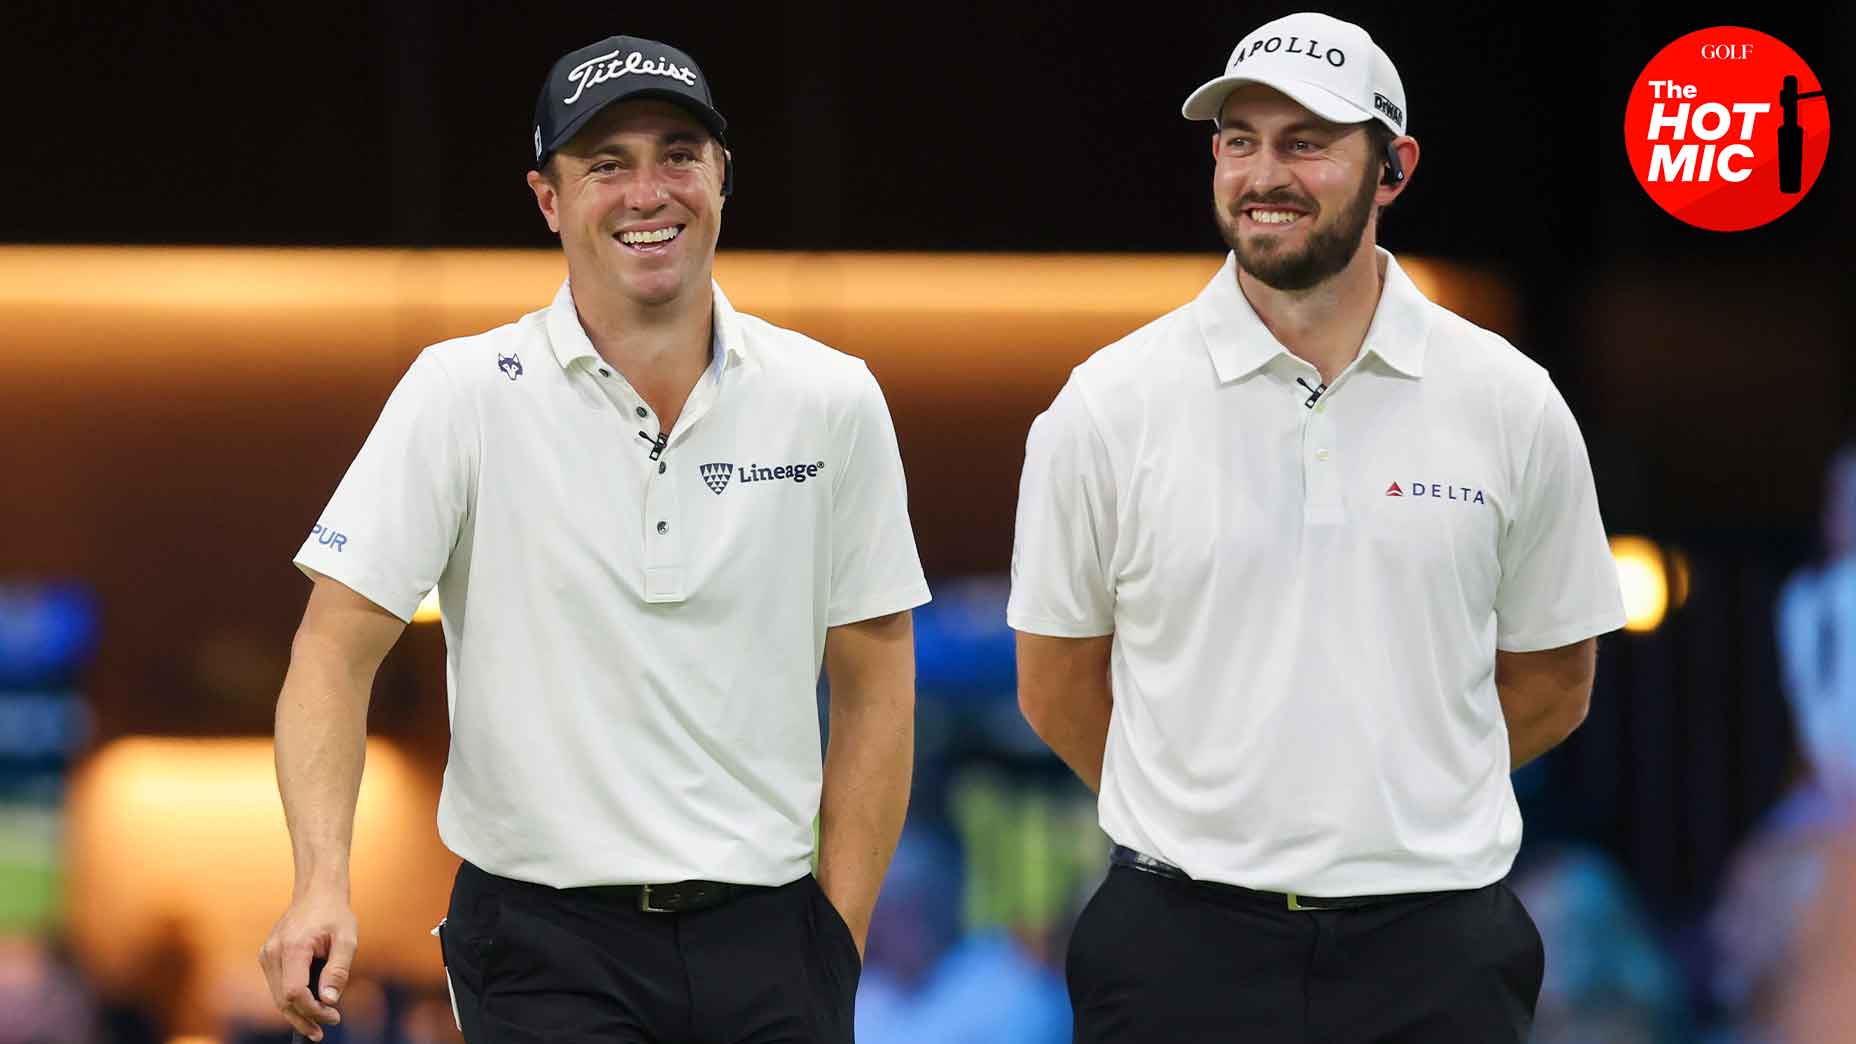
699, 460, 827, 495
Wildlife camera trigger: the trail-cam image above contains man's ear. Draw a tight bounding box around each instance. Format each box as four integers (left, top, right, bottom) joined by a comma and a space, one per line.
526, 168, 562, 234
1375, 136, 1420, 207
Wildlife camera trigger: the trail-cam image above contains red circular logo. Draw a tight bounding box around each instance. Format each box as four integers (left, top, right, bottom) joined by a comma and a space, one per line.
1624, 27, 1831, 231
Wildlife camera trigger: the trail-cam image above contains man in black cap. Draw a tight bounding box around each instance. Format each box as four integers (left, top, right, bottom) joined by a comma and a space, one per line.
259, 35, 929, 1043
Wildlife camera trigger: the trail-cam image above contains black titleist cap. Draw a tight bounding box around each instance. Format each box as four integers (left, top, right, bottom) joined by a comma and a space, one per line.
531, 36, 727, 171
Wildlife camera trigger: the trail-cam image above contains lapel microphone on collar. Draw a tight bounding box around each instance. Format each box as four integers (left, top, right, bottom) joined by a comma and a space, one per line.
1296, 377, 1327, 408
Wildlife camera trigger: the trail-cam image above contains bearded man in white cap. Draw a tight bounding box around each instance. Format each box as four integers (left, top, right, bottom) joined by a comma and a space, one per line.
1009, 12, 1625, 1041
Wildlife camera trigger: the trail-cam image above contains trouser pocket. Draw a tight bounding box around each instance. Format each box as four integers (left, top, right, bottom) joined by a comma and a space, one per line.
440, 867, 501, 1044
804, 878, 860, 1042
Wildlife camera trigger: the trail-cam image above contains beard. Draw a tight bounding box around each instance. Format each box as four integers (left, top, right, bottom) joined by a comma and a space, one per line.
1214, 164, 1379, 291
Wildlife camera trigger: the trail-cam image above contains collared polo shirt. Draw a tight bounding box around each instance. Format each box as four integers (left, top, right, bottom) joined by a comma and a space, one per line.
296, 279, 931, 889
1008, 250, 1625, 896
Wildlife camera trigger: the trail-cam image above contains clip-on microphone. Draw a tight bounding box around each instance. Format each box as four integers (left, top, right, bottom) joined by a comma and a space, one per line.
1296, 377, 1327, 408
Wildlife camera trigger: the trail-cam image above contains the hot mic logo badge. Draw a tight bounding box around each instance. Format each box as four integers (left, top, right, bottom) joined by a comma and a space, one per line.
1624, 28, 1830, 231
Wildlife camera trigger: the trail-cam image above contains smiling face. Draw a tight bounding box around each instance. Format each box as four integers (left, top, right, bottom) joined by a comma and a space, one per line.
527, 99, 727, 310
1210, 85, 1383, 292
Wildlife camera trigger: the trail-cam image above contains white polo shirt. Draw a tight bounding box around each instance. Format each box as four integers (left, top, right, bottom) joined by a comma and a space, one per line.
296, 279, 930, 889
1008, 250, 1625, 896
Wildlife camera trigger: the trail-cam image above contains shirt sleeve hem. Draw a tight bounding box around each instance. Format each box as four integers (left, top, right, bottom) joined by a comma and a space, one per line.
1005, 610, 1115, 639
292, 555, 420, 624
1496, 612, 1628, 653
826, 580, 932, 628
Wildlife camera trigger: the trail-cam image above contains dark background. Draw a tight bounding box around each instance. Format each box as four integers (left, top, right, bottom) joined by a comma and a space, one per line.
3, 0, 1850, 923
5, 3, 1843, 255
7, 0, 1850, 518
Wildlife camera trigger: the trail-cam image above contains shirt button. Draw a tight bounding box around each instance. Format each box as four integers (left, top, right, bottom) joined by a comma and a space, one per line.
656, 520, 669, 535
657, 462, 666, 474
635, 406, 648, 418
1316, 449, 1330, 461
599, 368, 611, 378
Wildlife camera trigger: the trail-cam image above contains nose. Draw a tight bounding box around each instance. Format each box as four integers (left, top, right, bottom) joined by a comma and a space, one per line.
623, 165, 669, 212
1244, 148, 1293, 195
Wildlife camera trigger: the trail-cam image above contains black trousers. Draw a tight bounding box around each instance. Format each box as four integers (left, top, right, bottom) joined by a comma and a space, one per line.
438, 861, 861, 1044
1068, 865, 1544, 1043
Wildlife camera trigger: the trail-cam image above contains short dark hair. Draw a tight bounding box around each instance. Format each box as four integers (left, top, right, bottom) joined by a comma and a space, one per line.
1363, 122, 1400, 231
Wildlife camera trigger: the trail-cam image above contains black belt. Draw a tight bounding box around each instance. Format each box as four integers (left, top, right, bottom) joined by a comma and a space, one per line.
591, 879, 767, 913
466, 862, 772, 914
1109, 845, 1439, 911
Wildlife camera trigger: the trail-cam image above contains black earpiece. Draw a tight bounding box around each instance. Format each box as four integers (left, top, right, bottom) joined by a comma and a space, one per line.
1381, 140, 1405, 186
722, 152, 735, 198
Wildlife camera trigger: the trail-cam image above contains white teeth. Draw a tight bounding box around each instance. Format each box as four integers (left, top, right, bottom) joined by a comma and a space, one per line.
1249, 210, 1302, 224
619, 226, 682, 245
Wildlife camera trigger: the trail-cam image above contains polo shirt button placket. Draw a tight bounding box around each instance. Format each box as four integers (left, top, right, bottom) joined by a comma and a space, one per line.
1303, 394, 1346, 526
641, 426, 684, 603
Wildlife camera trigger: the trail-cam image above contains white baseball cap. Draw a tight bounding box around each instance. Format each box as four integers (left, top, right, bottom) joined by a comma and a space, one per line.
1182, 12, 1407, 135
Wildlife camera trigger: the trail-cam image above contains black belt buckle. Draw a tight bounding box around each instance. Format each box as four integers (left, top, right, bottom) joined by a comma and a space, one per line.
639, 883, 672, 913
638, 880, 727, 913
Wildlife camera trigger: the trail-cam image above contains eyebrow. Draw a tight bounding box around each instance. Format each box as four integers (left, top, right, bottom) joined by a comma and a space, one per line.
1217, 118, 1346, 138
579, 132, 709, 159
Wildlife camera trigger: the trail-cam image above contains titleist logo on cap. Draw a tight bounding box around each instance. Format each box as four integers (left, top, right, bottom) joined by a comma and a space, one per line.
563, 49, 699, 105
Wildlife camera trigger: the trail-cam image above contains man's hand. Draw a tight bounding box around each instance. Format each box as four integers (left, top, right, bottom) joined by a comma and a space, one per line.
259, 886, 357, 1041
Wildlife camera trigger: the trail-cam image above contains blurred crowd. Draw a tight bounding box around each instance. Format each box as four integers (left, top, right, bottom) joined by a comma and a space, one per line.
1, 446, 1854, 1043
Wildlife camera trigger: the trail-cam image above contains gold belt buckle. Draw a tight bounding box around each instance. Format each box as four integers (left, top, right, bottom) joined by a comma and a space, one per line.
639, 884, 672, 913
1287, 893, 1310, 911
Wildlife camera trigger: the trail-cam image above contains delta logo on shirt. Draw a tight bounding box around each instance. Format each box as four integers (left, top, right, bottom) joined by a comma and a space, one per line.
1385, 480, 1486, 505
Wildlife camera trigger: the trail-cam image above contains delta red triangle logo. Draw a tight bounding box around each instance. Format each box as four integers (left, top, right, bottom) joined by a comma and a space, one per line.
1385, 482, 1403, 497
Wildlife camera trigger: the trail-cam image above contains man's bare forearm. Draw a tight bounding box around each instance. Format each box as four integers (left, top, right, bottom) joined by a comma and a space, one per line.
1501, 696, 1581, 770
263, 579, 402, 1036
274, 630, 375, 897
1028, 688, 1112, 793
1496, 640, 1597, 771
817, 684, 912, 941
1016, 632, 1115, 793
816, 611, 915, 949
